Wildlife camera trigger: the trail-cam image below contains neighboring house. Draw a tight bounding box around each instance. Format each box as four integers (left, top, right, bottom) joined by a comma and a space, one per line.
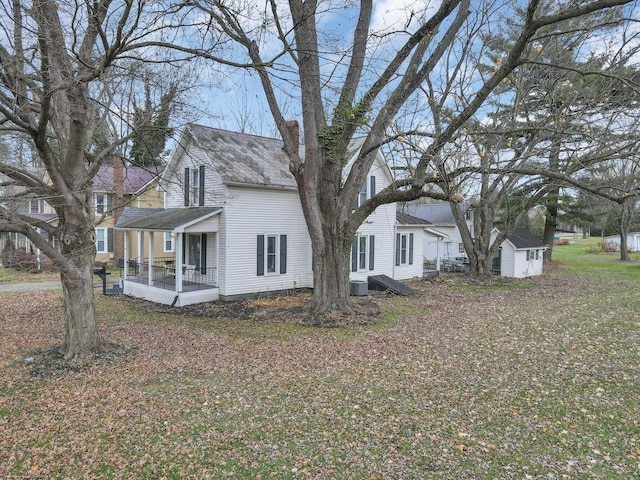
115, 123, 412, 306
602, 233, 640, 252
93, 156, 164, 266
1, 159, 164, 268
398, 202, 546, 278
398, 202, 474, 264
0, 168, 57, 260
491, 227, 546, 278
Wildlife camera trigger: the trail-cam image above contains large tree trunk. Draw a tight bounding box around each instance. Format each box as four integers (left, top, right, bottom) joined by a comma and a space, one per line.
310, 227, 352, 313
618, 198, 633, 261
542, 200, 558, 261
58, 215, 104, 359
61, 267, 102, 359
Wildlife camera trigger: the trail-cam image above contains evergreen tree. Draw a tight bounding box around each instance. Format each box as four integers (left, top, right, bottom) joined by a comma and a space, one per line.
130, 82, 177, 167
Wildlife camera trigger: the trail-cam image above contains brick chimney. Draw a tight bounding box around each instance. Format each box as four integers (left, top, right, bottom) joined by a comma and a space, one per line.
284, 120, 299, 154
112, 154, 125, 265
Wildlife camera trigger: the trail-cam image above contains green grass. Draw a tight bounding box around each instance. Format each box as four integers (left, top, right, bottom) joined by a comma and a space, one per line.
551, 237, 640, 282
0, 266, 60, 283
2, 244, 640, 479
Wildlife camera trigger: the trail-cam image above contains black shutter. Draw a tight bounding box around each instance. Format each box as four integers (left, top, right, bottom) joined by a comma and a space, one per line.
182, 233, 186, 264
199, 165, 205, 206
279, 235, 287, 274
106, 194, 113, 215
351, 238, 357, 272
395, 233, 401, 266
370, 175, 376, 197
409, 233, 414, 265
107, 228, 113, 252
184, 168, 190, 206
369, 236, 375, 271
257, 235, 265, 276
201, 233, 207, 274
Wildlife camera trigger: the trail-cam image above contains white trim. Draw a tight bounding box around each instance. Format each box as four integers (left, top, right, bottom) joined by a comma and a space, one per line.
163, 232, 175, 252
96, 227, 108, 253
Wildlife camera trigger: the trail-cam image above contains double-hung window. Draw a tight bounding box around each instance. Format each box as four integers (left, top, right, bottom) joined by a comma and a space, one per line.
184, 166, 205, 206
395, 233, 414, 266
352, 235, 375, 272
191, 168, 200, 206
95, 194, 107, 215
164, 232, 174, 252
95, 228, 112, 253
257, 234, 287, 275
29, 199, 45, 214
354, 176, 377, 208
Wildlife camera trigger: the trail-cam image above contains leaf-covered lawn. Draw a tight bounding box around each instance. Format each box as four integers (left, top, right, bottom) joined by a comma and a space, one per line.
1, 261, 639, 479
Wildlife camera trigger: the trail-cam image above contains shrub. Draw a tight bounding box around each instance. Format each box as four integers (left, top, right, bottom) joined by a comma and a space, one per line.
3, 248, 38, 271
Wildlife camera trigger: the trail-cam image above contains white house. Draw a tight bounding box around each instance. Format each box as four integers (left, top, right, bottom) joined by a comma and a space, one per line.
398, 203, 474, 265
603, 232, 640, 252
395, 211, 429, 280
115, 123, 412, 306
491, 227, 546, 278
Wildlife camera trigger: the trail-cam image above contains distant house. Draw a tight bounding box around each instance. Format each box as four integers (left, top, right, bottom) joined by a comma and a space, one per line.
602, 233, 640, 252
0, 158, 164, 268
0, 168, 57, 260
492, 227, 546, 278
115, 123, 415, 306
398, 203, 474, 264
92, 156, 164, 266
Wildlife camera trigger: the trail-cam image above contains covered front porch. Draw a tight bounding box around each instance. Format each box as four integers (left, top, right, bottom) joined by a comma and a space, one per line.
116, 207, 222, 307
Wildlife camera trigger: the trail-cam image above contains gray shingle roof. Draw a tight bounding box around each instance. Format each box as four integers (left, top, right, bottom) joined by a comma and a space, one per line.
506, 227, 546, 249
116, 207, 221, 230
396, 211, 431, 225
398, 203, 470, 226
187, 124, 298, 189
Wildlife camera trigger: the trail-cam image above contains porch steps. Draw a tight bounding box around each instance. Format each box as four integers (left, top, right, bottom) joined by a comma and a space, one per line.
367, 275, 416, 296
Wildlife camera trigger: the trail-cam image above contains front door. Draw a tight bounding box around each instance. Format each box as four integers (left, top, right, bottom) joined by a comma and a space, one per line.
491, 248, 502, 275
187, 234, 202, 269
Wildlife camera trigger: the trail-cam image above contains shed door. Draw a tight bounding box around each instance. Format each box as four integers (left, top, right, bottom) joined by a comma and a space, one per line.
491, 248, 502, 275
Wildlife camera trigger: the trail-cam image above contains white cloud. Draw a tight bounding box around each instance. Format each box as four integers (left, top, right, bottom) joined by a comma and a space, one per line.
371, 0, 441, 36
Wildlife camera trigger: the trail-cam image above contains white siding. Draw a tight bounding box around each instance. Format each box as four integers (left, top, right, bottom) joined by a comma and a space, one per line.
423, 226, 458, 263
501, 243, 516, 277
603, 233, 640, 252
512, 249, 544, 278
502, 246, 544, 278
348, 154, 397, 282
394, 226, 425, 280
350, 201, 396, 281
184, 215, 220, 233
220, 186, 313, 297
163, 145, 227, 208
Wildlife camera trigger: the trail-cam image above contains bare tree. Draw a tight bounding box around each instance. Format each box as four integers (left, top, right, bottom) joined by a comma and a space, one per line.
0, 1, 184, 358
172, 0, 635, 314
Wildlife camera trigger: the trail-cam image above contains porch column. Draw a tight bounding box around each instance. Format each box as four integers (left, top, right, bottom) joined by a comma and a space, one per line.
175, 232, 183, 293
436, 238, 441, 271
137, 230, 144, 275
35, 228, 42, 272
123, 232, 129, 279
148, 232, 155, 286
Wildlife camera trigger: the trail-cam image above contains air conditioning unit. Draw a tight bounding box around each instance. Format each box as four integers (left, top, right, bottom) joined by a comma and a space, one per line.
350, 280, 368, 296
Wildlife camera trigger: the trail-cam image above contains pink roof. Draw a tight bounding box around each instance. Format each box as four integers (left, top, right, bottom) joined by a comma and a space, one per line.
93, 165, 164, 194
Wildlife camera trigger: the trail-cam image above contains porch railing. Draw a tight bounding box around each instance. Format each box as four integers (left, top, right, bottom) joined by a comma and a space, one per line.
122, 258, 217, 290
